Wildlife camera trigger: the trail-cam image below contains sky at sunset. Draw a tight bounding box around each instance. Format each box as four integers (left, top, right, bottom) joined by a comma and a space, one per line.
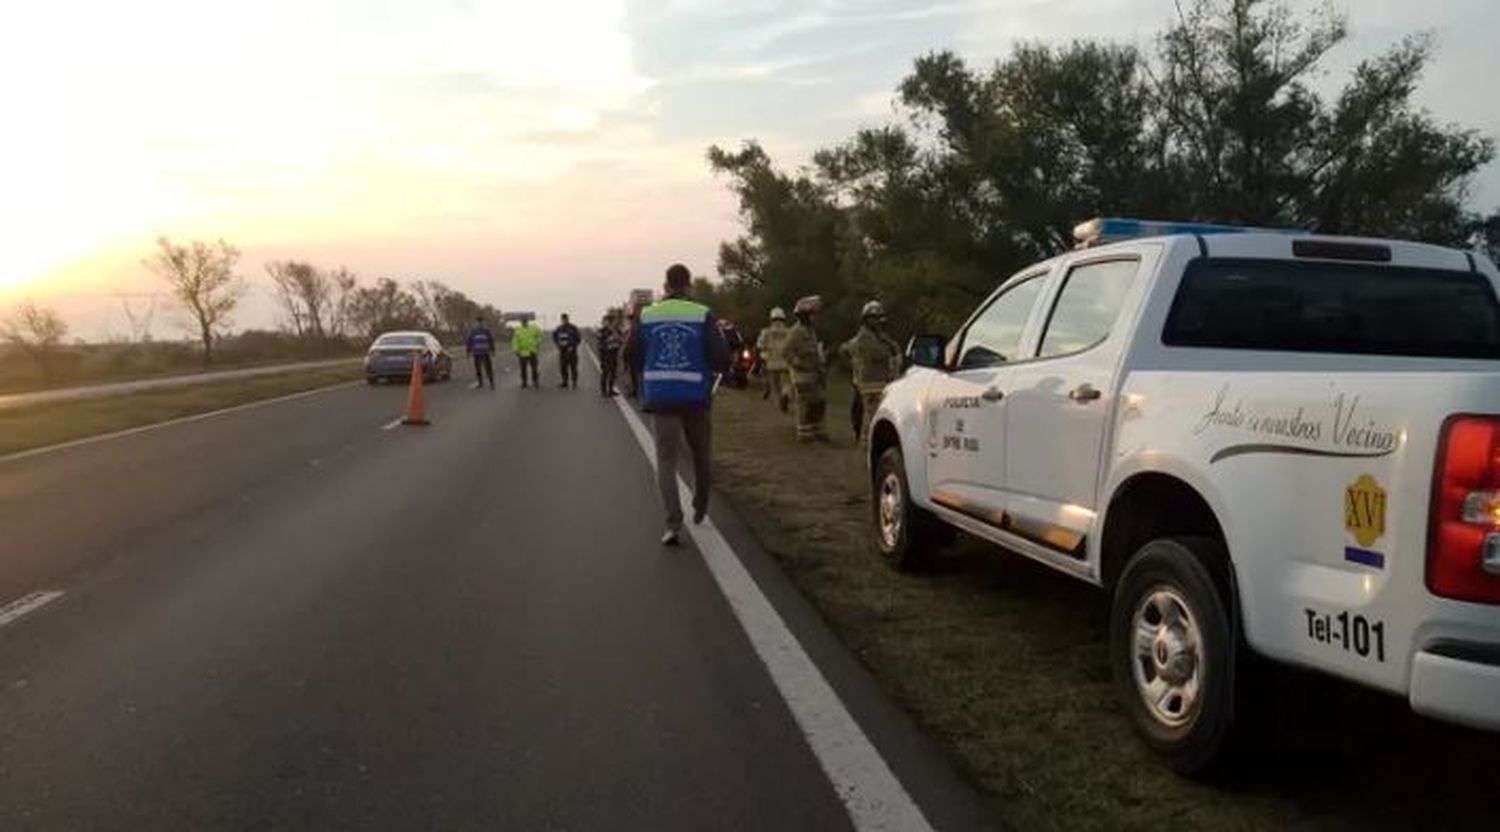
3, 0, 1498, 340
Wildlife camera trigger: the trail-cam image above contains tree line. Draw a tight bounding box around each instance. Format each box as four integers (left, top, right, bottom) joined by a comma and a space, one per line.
696, 0, 1500, 345
3, 237, 503, 378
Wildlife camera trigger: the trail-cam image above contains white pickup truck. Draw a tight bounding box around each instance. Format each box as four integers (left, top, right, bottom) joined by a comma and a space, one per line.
867, 218, 1500, 773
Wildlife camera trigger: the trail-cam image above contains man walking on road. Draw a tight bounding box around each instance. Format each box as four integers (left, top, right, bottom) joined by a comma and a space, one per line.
512, 318, 543, 389
632, 263, 729, 546
553, 313, 581, 389
598, 311, 624, 397
465, 316, 497, 389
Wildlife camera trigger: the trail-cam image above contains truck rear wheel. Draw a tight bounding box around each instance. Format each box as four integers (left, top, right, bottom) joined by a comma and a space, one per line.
1110, 536, 1238, 775
873, 446, 938, 572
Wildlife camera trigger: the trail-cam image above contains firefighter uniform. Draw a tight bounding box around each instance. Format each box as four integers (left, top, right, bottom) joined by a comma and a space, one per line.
784, 296, 827, 443
755, 308, 792, 412
841, 301, 902, 442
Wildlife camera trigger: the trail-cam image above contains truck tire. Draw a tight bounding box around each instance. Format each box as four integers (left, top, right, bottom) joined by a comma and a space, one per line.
873, 446, 939, 572
1110, 536, 1238, 775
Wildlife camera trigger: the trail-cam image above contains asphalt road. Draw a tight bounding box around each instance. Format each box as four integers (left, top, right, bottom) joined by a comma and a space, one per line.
0, 357, 362, 412
0, 349, 991, 830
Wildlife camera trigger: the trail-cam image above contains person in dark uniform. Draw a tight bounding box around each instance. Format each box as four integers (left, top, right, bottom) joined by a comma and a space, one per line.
598, 311, 624, 397
622, 307, 643, 398
553, 313, 581, 389
464, 316, 496, 389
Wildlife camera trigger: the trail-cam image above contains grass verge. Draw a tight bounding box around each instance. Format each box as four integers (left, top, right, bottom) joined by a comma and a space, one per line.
0, 366, 360, 457
712, 380, 1495, 831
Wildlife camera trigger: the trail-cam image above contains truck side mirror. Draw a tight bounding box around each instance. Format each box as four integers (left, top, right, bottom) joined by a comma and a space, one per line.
906, 334, 947, 369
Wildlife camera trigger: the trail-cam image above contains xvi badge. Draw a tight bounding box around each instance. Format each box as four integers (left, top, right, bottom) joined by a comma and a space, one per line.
1343, 474, 1387, 569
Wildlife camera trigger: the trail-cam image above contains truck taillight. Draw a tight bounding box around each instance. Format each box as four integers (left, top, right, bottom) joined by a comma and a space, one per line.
1429, 416, 1500, 604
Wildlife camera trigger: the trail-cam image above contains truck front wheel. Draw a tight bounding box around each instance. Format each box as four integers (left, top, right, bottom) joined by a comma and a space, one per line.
873, 446, 938, 571
1110, 537, 1238, 775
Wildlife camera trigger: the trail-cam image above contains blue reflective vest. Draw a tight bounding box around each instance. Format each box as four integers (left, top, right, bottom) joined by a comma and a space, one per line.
640, 298, 713, 408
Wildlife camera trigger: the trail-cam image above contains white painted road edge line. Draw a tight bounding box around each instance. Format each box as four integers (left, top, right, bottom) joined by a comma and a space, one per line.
0, 381, 363, 466
381, 417, 404, 431
585, 346, 932, 832
0, 591, 65, 629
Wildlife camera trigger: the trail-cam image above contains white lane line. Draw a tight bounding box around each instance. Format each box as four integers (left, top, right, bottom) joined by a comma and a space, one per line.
0, 381, 363, 467
0, 591, 64, 629
381, 417, 404, 431
586, 347, 932, 832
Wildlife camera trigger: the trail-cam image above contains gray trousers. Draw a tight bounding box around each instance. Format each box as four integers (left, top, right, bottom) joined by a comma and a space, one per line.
653, 407, 712, 530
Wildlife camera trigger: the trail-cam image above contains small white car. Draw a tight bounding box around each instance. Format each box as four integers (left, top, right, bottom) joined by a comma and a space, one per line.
868, 218, 1500, 773
365, 331, 452, 384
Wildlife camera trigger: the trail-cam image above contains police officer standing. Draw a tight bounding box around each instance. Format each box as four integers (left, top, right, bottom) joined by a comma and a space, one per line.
553, 313, 581, 389
632, 264, 729, 545
465, 315, 497, 389
755, 307, 791, 412
512, 317, 543, 388
597, 310, 624, 397
841, 300, 902, 442
784, 296, 828, 443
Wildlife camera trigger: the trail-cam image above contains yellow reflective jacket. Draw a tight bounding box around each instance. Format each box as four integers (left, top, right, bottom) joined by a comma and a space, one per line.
512, 324, 543, 357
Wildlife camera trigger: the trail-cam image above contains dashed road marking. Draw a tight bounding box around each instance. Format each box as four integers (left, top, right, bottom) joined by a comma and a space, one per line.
586, 346, 932, 832
381, 417, 404, 431
0, 591, 64, 629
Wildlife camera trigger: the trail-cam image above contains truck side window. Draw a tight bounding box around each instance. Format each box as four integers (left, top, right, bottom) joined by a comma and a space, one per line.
1164, 259, 1500, 358
957, 276, 1045, 369
1038, 259, 1140, 358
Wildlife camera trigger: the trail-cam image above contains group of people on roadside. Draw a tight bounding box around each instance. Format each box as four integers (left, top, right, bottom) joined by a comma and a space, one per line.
460, 314, 584, 391
754, 297, 903, 445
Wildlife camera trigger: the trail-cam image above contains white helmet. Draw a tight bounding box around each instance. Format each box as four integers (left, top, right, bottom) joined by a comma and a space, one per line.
769, 307, 787, 322
861, 300, 886, 319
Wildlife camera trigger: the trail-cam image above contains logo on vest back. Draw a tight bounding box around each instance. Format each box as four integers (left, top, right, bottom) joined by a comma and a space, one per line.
653, 324, 695, 369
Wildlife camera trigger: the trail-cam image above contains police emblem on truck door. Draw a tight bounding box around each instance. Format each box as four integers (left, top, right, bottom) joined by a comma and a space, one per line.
1344, 474, 1387, 568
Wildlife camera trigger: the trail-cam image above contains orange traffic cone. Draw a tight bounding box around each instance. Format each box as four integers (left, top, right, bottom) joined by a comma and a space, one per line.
402, 352, 431, 426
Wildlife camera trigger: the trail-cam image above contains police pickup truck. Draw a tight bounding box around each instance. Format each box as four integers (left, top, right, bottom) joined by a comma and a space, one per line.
867, 218, 1500, 773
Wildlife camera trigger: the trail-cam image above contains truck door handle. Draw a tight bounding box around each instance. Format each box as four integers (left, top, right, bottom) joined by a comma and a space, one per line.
1068, 383, 1101, 402
981, 387, 1005, 402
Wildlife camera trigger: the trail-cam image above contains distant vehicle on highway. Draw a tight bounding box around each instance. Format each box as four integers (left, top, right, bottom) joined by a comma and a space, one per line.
365, 331, 452, 385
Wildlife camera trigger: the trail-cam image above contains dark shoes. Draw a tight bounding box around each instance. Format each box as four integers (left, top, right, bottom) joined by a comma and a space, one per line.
692, 507, 707, 525
661, 528, 681, 546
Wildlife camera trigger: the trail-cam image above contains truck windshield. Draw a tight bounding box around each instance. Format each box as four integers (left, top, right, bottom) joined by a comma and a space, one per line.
1163, 258, 1500, 359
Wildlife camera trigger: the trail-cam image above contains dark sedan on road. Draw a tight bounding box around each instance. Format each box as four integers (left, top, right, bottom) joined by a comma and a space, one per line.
365, 331, 452, 384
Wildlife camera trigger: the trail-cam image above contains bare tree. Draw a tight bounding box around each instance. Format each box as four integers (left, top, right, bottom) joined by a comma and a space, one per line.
326, 267, 358, 340
2, 300, 69, 380
147, 237, 245, 364
265, 260, 340, 341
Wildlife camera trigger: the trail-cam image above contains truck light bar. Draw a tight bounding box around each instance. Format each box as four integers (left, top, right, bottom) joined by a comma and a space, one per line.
1073, 217, 1305, 249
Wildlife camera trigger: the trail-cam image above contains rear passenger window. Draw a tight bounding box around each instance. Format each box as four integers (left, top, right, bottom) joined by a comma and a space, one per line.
1039, 259, 1140, 358
1164, 259, 1500, 358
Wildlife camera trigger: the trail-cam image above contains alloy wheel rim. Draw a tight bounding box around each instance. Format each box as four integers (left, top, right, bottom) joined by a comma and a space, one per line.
1130, 586, 1204, 728
878, 472, 903, 551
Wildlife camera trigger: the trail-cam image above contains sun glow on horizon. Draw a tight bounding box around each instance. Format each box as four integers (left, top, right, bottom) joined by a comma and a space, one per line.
1, 0, 661, 302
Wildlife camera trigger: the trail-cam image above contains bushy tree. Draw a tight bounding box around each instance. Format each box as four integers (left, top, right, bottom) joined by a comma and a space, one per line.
346, 278, 427, 339
707, 0, 1496, 344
